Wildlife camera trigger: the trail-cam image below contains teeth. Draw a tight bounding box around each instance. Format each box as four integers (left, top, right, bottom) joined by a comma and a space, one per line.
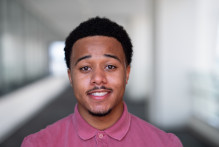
91, 92, 108, 96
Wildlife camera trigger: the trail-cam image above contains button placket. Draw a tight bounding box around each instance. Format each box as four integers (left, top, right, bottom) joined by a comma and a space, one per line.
96, 132, 108, 147
98, 133, 104, 139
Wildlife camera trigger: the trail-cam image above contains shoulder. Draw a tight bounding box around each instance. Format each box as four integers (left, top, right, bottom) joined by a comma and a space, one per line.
129, 114, 183, 147
21, 114, 74, 147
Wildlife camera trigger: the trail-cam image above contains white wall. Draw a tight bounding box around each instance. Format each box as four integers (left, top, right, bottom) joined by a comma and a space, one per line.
150, 0, 219, 130
126, 14, 152, 101
194, 0, 219, 72
149, 0, 197, 128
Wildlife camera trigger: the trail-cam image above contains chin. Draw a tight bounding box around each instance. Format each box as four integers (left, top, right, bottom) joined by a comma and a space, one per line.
88, 109, 112, 117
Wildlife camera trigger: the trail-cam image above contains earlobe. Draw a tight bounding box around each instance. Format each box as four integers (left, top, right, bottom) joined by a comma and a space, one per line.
67, 69, 73, 86
126, 65, 131, 84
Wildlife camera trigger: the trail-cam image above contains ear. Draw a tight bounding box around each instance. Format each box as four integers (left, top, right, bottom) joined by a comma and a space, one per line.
126, 65, 131, 84
67, 69, 73, 86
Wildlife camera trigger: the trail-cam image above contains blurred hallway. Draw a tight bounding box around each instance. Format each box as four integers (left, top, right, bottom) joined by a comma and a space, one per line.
0, 85, 212, 147
1, 0, 219, 146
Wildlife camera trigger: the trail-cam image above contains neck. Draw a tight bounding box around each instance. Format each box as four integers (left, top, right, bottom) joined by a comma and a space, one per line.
79, 102, 124, 130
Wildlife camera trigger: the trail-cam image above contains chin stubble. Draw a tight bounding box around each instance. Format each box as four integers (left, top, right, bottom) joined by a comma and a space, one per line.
88, 109, 112, 117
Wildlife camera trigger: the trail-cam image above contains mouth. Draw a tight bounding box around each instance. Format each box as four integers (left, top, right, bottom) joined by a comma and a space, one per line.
90, 92, 108, 96
87, 89, 112, 100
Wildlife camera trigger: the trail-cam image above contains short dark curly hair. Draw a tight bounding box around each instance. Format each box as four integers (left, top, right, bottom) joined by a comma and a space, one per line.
64, 17, 133, 69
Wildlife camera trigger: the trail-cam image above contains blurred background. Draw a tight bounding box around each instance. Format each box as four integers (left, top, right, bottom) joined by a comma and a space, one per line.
0, 0, 219, 146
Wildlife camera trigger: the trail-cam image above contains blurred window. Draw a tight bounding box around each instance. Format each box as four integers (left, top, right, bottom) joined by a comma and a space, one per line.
190, 21, 219, 129
49, 41, 66, 76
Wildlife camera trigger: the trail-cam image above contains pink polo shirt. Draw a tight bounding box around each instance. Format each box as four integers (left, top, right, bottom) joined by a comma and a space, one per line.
21, 103, 183, 147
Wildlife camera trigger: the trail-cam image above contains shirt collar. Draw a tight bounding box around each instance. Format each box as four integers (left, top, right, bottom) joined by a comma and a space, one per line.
105, 103, 131, 140
72, 104, 97, 140
72, 102, 131, 141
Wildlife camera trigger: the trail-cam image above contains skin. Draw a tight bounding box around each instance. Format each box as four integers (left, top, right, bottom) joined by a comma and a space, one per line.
67, 36, 130, 130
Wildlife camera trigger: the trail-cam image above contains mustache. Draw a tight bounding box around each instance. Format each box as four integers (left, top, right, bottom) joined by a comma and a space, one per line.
86, 86, 113, 94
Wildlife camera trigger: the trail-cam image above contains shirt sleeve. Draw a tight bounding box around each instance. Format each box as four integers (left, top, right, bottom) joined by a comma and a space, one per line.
168, 133, 183, 147
21, 136, 35, 147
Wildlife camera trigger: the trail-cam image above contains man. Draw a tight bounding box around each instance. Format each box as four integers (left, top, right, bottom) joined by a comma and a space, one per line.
22, 17, 182, 147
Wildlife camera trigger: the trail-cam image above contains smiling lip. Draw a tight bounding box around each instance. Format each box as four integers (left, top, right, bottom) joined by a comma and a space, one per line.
87, 90, 112, 100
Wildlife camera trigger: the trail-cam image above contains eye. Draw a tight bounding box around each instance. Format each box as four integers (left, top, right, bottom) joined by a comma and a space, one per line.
80, 66, 91, 72
106, 65, 117, 70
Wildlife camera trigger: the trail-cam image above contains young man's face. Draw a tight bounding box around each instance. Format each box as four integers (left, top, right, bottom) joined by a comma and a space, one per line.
68, 36, 130, 117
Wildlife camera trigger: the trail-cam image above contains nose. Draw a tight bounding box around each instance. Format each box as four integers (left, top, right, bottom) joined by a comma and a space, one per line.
90, 68, 107, 85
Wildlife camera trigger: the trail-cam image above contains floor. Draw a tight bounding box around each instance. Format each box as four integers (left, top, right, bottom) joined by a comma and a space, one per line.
0, 86, 213, 147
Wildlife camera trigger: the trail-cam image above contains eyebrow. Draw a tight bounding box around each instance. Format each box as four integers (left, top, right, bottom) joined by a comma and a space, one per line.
104, 54, 121, 63
74, 55, 91, 65
74, 54, 121, 66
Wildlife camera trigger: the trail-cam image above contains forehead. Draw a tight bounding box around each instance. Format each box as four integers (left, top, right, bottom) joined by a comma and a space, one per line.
72, 36, 125, 58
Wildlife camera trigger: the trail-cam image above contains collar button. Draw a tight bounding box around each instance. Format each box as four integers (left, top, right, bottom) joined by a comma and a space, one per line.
98, 133, 104, 139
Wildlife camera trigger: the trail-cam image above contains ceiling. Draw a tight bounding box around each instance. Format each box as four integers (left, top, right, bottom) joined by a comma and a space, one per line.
20, 0, 150, 39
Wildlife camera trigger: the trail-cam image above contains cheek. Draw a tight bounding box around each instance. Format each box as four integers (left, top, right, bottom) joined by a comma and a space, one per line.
72, 73, 90, 93
107, 71, 126, 87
